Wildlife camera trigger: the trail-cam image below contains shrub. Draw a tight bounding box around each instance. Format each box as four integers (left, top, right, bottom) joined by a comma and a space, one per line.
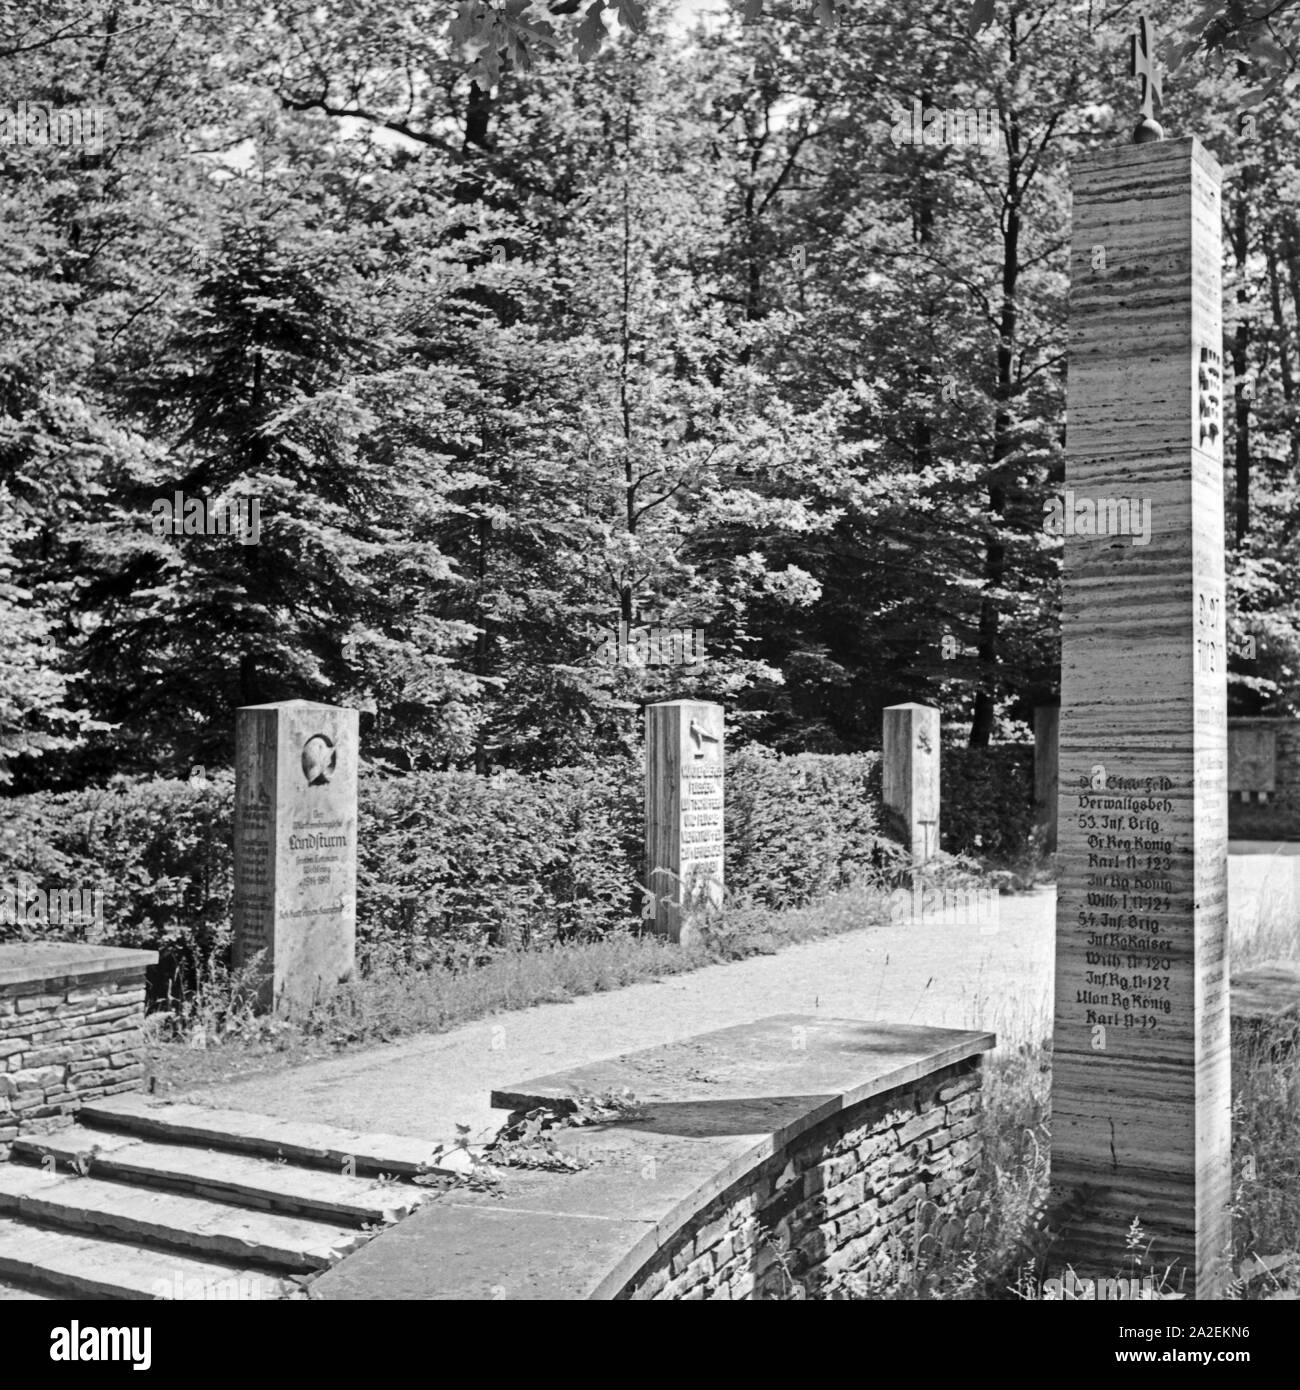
0, 774, 234, 1003
726, 746, 887, 907
0, 744, 902, 1001
941, 744, 1035, 861
357, 761, 640, 967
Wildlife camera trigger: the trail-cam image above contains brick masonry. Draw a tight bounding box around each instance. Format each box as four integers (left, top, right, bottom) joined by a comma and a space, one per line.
306, 1017, 992, 1301
0, 955, 155, 1159
620, 1057, 983, 1300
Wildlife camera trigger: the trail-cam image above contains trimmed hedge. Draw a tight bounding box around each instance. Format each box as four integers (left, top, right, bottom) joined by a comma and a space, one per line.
726, 746, 886, 907
0, 740, 1037, 1001
357, 763, 641, 968
0, 776, 234, 1004
0, 749, 889, 995
940, 744, 1035, 860
0, 766, 641, 992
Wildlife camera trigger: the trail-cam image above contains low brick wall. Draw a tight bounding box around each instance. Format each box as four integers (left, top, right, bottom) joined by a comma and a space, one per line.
311, 1016, 994, 1301
622, 1057, 981, 1300
0, 945, 157, 1159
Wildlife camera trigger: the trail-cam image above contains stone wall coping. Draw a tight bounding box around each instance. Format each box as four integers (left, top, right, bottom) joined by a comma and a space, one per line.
310, 1016, 993, 1301
0, 943, 158, 990
488, 1015, 993, 1118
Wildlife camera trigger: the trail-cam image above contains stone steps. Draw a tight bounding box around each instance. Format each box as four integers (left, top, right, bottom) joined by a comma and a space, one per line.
12, 1127, 424, 1226
0, 1217, 293, 1300
0, 1104, 437, 1299
79, 1096, 433, 1176
0, 1163, 368, 1271
0, 1280, 61, 1299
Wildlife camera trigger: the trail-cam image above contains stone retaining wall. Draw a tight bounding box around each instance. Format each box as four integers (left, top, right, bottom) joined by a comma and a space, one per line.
0, 945, 157, 1159
313, 1017, 994, 1301
621, 1057, 982, 1299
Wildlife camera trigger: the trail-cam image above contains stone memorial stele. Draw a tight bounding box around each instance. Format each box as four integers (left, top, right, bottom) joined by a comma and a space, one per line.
1050, 17, 1230, 1297
882, 703, 939, 865
644, 700, 724, 942
233, 699, 359, 1012
1227, 722, 1276, 797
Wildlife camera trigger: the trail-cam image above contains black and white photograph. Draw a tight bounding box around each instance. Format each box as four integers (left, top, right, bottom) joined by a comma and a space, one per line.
0, 0, 1298, 1350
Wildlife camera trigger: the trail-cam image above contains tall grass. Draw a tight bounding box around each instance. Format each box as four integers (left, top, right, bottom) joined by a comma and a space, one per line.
823, 861, 1300, 1300
1228, 846, 1300, 969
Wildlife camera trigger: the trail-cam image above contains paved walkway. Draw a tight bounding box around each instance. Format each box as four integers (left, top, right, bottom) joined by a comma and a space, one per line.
201, 888, 1056, 1147
196, 846, 1300, 1148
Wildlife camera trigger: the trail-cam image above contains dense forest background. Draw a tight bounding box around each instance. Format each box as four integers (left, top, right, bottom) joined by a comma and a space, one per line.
3, 0, 1299, 795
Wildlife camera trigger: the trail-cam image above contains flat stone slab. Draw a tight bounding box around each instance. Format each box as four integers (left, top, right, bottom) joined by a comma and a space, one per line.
80, 1096, 436, 1177
311, 1201, 653, 1301
1231, 963, 1300, 1025
314, 1016, 992, 1300
0, 944, 157, 989
491, 1016, 994, 1119
0, 1165, 368, 1271
13, 1128, 424, 1227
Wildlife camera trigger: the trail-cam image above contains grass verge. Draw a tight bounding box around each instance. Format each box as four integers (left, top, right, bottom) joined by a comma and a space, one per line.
145, 877, 914, 1094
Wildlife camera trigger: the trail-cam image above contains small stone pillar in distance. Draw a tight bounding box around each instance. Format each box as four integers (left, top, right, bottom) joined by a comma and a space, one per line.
233, 699, 359, 1013
882, 703, 940, 864
1033, 701, 1060, 852
645, 700, 724, 942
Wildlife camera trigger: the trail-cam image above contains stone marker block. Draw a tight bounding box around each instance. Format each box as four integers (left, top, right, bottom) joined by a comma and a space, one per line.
1050, 137, 1230, 1297
233, 700, 358, 1013
882, 703, 939, 864
644, 701, 724, 942
1033, 701, 1060, 852
1228, 723, 1277, 795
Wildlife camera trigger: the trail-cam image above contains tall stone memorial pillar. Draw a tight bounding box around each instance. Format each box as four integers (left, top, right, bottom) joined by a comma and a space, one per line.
882, 703, 940, 865
1050, 42, 1230, 1296
644, 701, 724, 942
233, 699, 359, 1012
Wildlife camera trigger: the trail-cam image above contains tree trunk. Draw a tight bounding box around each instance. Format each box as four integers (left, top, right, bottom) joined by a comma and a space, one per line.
969, 105, 1021, 748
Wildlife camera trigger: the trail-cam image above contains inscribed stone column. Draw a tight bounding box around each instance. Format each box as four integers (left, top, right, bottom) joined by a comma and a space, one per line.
1033, 701, 1060, 852
233, 700, 359, 1012
644, 701, 724, 942
882, 703, 940, 864
1050, 135, 1230, 1295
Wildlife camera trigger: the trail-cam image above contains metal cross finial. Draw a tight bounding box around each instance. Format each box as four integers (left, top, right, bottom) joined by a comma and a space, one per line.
1130, 15, 1165, 143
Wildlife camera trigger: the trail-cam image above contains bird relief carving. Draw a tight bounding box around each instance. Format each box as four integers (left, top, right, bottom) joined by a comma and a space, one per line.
689, 717, 721, 761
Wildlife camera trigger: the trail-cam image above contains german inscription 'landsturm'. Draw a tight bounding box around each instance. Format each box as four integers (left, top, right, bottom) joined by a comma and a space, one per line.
233, 700, 359, 1012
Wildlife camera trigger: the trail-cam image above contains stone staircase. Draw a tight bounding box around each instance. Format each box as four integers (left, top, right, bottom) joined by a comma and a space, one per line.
0, 1097, 438, 1300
